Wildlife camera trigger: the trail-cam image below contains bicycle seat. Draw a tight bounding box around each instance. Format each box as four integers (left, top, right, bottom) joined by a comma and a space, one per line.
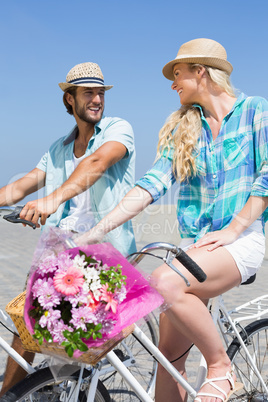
241, 274, 256, 285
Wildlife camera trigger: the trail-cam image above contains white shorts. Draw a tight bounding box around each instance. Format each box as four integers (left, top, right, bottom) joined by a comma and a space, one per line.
180, 221, 265, 284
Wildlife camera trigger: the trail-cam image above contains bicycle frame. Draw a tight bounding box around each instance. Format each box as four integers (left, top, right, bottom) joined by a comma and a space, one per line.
0, 309, 35, 375
1, 235, 268, 401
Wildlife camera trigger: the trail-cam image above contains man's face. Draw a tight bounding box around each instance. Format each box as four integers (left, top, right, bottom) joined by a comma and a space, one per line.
70, 87, 105, 124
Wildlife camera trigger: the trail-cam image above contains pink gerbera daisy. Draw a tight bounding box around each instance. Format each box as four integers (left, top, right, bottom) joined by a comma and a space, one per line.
53, 266, 84, 296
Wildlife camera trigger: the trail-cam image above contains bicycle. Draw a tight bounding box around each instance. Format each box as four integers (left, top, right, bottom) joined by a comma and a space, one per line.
0, 207, 160, 401
1, 206, 268, 401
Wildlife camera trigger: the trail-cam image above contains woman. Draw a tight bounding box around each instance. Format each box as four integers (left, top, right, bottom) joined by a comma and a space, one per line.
76, 38, 268, 401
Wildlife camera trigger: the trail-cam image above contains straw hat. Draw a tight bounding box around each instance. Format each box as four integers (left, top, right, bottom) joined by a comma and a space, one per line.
59, 62, 113, 91
162, 38, 233, 80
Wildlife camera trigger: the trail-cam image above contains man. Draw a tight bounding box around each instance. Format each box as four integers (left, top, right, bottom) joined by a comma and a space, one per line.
0, 62, 136, 395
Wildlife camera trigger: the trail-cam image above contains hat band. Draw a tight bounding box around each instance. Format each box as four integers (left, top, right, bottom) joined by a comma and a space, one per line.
68, 77, 105, 85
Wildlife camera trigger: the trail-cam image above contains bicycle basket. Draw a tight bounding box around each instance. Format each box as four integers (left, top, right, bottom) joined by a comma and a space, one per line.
6, 291, 134, 365
5, 291, 41, 353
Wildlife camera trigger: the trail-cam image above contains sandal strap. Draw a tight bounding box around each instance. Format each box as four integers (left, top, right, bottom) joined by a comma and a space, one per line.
201, 371, 235, 389
196, 370, 235, 401
196, 392, 225, 401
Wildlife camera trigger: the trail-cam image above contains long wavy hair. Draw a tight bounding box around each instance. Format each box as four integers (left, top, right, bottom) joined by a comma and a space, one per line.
156, 64, 236, 182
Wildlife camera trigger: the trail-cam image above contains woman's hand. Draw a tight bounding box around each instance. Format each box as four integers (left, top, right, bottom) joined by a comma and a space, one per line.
190, 227, 240, 251
75, 225, 105, 246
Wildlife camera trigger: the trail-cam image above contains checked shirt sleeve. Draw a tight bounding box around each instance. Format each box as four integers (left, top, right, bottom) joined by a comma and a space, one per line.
136, 154, 176, 203
250, 97, 268, 198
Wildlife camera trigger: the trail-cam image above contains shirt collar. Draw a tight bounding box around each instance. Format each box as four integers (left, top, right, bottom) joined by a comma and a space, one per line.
193, 92, 247, 120
63, 116, 105, 146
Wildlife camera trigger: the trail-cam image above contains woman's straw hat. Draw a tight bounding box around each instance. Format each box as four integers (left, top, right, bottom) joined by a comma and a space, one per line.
59, 62, 113, 91
162, 38, 233, 81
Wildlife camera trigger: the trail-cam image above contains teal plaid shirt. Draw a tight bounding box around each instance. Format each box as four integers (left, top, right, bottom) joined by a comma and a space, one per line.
136, 94, 268, 240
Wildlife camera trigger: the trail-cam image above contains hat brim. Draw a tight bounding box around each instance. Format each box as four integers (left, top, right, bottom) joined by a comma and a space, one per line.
162, 56, 233, 81
58, 82, 113, 91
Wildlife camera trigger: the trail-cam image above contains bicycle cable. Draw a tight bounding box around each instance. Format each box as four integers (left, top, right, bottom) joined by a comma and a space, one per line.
132, 331, 194, 364
170, 344, 194, 363
0, 320, 19, 337
128, 251, 167, 262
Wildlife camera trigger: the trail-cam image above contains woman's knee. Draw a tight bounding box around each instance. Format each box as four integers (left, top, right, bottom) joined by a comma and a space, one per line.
152, 264, 186, 302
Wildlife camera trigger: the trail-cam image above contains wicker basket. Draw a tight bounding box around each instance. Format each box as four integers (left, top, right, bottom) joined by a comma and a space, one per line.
5, 292, 134, 365
6, 291, 41, 353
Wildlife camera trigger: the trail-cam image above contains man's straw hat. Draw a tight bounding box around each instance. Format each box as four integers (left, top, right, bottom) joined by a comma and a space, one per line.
59, 62, 113, 91
162, 38, 233, 81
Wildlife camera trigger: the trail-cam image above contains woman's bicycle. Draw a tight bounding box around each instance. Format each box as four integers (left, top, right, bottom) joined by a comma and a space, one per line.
0, 207, 160, 401
1, 206, 268, 401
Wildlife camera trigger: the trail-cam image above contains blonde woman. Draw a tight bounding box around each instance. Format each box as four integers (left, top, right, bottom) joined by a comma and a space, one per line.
76, 38, 268, 402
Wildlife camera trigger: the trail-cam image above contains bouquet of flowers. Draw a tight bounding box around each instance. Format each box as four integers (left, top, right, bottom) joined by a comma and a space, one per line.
24, 229, 164, 360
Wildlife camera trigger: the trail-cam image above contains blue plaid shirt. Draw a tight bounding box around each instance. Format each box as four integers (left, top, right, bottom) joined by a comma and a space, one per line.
136, 94, 268, 240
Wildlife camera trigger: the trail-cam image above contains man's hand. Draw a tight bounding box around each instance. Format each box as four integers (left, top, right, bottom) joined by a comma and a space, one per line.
20, 196, 60, 227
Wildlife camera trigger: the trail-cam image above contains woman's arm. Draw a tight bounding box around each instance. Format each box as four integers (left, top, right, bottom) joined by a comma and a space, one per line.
193, 195, 268, 251
75, 186, 153, 246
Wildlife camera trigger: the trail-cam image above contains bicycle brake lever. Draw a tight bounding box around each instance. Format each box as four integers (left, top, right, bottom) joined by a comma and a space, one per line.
163, 258, 191, 287
3, 206, 37, 229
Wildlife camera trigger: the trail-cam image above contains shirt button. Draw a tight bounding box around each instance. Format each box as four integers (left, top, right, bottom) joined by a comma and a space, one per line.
213, 174, 217, 179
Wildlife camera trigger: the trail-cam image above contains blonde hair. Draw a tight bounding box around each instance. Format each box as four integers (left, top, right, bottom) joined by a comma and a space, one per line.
156, 64, 235, 181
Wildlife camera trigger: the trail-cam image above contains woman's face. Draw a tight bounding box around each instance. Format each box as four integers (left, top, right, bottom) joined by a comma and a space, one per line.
171, 63, 201, 105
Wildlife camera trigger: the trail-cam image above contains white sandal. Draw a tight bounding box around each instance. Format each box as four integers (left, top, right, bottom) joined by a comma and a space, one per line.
194, 370, 243, 401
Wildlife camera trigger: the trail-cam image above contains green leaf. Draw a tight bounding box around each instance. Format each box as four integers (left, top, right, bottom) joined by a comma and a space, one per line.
61, 341, 69, 347
67, 345, 74, 358
77, 342, 88, 352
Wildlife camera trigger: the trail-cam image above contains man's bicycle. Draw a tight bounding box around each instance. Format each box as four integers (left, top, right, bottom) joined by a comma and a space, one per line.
1, 207, 268, 401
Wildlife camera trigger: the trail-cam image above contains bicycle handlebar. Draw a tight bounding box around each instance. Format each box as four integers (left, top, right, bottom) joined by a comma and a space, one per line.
128, 242, 207, 284
175, 248, 207, 283
0, 206, 36, 229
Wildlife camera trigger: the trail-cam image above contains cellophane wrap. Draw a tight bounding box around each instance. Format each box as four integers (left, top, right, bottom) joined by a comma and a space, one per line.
24, 228, 164, 360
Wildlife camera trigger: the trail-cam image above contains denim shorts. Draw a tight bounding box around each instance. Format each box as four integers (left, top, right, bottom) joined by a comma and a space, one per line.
180, 221, 265, 284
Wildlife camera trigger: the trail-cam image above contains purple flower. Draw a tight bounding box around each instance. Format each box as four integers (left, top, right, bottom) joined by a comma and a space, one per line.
37, 254, 59, 275
51, 320, 73, 343
65, 289, 89, 307
56, 254, 74, 271
70, 306, 98, 331
39, 309, 61, 330
32, 277, 61, 309
100, 319, 116, 334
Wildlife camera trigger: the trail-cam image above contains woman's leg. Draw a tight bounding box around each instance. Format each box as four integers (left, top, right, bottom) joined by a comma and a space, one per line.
153, 245, 242, 402
155, 313, 199, 402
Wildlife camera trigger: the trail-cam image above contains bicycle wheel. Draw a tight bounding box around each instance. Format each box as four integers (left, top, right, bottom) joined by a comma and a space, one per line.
227, 318, 268, 401
100, 313, 159, 401
1, 365, 110, 402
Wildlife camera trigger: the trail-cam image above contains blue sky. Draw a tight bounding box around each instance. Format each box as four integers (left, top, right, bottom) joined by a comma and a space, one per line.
1, 0, 268, 203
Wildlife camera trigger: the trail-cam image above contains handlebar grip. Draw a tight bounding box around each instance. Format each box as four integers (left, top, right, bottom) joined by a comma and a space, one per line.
2, 206, 36, 229
175, 249, 207, 283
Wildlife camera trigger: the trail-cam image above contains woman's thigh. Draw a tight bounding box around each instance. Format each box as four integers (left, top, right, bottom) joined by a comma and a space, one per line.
153, 245, 241, 302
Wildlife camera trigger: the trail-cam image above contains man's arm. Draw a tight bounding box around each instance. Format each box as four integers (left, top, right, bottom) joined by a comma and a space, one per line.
20, 141, 127, 226
0, 168, 46, 207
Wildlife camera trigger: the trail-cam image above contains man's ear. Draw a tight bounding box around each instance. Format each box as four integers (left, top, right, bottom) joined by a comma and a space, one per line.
65, 92, 74, 106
